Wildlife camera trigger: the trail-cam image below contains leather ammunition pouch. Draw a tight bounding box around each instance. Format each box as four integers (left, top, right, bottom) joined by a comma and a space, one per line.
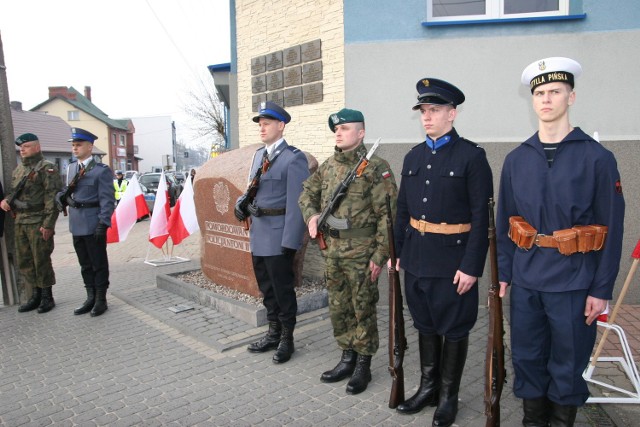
509, 216, 607, 256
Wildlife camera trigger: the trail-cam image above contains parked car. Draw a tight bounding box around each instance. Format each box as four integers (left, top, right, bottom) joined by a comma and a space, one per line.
124, 170, 138, 180
139, 172, 182, 207
173, 171, 186, 185
139, 182, 155, 215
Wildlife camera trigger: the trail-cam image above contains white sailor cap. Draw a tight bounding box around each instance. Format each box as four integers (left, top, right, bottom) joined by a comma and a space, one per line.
521, 57, 582, 93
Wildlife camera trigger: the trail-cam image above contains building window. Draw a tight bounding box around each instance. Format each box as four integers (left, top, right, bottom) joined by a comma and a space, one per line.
68, 110, 80, 121
112, 134, 116, 146
119, 135, 125, 146
427, 0, 569, 23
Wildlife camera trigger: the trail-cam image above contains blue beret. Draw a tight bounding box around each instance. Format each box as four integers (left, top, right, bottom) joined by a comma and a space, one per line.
69, 127, 98, 143
252, 101, 291, 124
15, 133, 38, 146
328, 108, 365, 133
521, 57, 582, 93
412, 78, 465, 109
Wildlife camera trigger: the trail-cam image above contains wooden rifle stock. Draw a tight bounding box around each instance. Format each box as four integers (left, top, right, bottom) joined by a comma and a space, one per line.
386, 194, 406, 408
484, 198, 506, 427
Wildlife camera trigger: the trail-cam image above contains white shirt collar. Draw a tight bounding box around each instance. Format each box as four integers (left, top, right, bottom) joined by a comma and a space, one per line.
266, 138, 285, 158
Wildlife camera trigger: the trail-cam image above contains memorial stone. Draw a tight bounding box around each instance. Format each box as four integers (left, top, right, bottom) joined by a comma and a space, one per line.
301, 39, 322, 62
266, 51, 283, 71
251, 55, 266, 75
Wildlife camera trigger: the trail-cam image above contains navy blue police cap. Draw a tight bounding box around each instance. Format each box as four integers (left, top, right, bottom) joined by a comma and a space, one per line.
412, 78, 465, 110
252, 101, 291, 124
69, 127, 98, 143
15, 133, 39, 146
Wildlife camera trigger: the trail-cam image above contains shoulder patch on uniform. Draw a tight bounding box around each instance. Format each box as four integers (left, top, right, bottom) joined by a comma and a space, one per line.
46, 168, 56, 174
381, 170, 391, 179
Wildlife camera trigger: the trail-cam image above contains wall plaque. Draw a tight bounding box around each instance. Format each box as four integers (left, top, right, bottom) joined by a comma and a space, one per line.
252, 75, 266, 94
303, 83, 323, 104
267, 71, 284, 91
267, 91, 284, 106
252, 94, 267, 112
284, 87, 303, 107
266, 51, 283, 71
284, 66, 302, 87
301, 39, 321, 62
284, 45, 301, 67
251, 56, 266, 75
302, 61, 323, 84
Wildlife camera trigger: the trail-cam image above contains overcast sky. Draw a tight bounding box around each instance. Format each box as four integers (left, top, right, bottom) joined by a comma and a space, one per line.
0, 0, 231, 145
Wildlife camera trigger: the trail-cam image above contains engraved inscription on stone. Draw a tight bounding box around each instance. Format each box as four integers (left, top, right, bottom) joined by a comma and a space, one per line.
251, 56, 266, 75
303, 83, 323, 104
284, 87, 303, 107
252, 75, 266, 94
266, 51, 283, 71
301, 39, 321, 62
302, 61, 323, 84
284, 45, 301, 67
252, 94, 267, 112
267, 71, 284, 91
284, 66, 302, 87
267, 91, 284, 106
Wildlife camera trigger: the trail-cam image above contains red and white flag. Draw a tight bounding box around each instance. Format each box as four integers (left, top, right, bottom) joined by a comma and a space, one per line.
149, 170, 170, 248
167, 171, 200, 245
107, 174, 149, 243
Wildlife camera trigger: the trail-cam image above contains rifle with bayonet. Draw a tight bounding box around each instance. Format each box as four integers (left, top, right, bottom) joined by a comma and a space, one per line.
55, 167, 86, 217
6, 168, 36, 218
315, 138, 380, 250
386, 193, 406, 409
484, 198, 506, 427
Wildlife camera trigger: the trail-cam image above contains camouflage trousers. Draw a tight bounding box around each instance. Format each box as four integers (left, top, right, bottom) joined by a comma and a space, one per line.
15, 223, 56, 289
325, 256, 380, 356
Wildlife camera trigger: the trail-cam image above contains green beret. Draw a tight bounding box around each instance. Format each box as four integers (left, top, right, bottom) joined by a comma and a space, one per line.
15, 133, 39, 146
328, 108, 365, 133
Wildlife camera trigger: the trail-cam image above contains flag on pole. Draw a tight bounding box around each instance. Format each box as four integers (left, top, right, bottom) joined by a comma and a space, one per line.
148, 170, 170, 248
167, 170, 200, 245
106, 174, 150, 243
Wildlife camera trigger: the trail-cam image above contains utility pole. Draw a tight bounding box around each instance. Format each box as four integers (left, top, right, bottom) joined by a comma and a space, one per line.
0, 31, 19, 305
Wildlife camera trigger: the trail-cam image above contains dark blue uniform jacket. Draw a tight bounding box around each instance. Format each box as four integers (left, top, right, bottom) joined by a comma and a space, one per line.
394, 129, 493, 278
496, 127, 625, 300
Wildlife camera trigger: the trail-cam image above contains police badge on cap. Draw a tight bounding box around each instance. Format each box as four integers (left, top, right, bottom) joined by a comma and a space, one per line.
521, 57, 582, 93
412, 78, 465, 110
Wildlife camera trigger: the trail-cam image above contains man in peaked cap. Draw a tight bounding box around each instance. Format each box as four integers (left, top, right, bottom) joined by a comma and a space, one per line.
393, 78, 493, 426
496, 57, 625, 426
236, 101, 309, 364
57, 127, 116, 317
299, 108, 397, 395
1, 133, 62, 313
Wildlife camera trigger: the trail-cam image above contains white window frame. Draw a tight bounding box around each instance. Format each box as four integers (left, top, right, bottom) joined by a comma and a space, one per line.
67, 110, 80, 121
427, 0, 570, 23
119, 134, 125, 146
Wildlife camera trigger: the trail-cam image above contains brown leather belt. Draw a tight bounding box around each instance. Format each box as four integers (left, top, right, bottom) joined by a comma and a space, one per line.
409, 217, 471, 235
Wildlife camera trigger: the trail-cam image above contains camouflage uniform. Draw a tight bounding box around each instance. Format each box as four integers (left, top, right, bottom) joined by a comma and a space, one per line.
299, 143, 397, 355
8, 152, 62, 292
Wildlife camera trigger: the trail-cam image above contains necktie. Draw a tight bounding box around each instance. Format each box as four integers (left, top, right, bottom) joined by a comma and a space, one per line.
261, 149, 270, 173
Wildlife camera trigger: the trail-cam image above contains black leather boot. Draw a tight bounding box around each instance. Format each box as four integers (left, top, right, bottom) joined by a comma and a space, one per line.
74, 287, 95, 315
273, 326, 294, 364
397, 334, 442, 414
432, 337, 468, 427
346, 354, 372, 394
37, 287, 55, 313
18, 287, 42, 313
247, 321, 282, 353
549, 401, 577, 427
90, 288, 108, 317
523, 397, 551, 427
321, 349, 357, 383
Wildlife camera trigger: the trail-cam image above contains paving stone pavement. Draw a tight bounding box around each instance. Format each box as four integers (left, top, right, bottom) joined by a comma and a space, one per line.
1, 215, 639, 426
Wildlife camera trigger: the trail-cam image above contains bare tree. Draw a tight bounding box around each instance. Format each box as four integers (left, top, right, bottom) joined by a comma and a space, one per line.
182, 78, 226, 157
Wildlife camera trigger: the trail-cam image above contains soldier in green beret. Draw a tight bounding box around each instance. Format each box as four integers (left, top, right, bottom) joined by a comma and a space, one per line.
299, 108, 397, 395
1, 133, 62, 313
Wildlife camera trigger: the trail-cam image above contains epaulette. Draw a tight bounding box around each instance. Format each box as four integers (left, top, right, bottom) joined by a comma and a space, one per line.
286, 145, 301, 153
409, 141, 423, 151
461, 138, 484, 149
97, 163, 109, 168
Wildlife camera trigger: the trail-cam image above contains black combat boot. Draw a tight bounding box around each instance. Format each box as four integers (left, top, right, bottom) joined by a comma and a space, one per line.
272, 326, 294, 364
321, 349, 357, 383
74, 287, 96, 315
90, 288, 108, 317
37, 287, 55, 313
247, 321, 282, 353
346, 354, 372, 394
523, 397, 551, 427
432, 337, 468, 427
18, 287, 42, 313
397, 334, 442, 414
549, 401, 577, 427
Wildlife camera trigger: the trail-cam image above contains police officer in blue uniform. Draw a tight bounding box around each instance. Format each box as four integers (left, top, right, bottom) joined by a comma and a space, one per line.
497, 57, 625, 426
57, 128, 116, 317
394, 78, 493, 427
235, 101, 309, 364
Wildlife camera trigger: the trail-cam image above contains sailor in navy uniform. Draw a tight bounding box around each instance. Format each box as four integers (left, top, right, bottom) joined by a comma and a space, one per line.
57, 128, 116, 317
394, 78, 493, 427
497, 57, 625, 426
236, 101, 309, 364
